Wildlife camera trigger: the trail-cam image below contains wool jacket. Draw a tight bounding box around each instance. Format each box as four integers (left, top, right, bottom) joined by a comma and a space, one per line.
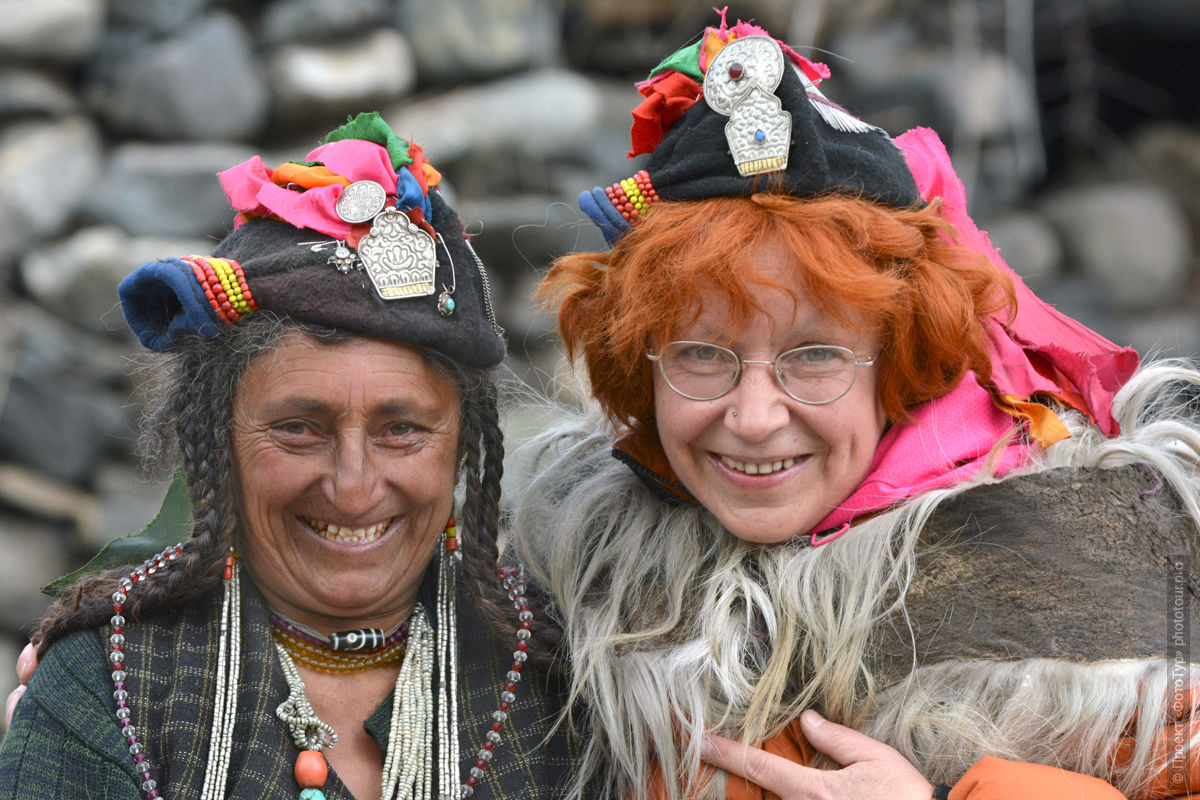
0, 565, 582, 799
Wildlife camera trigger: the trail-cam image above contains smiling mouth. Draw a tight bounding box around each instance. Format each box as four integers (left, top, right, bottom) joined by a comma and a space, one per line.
304, 517, 392, 544
719, 456, 796, 475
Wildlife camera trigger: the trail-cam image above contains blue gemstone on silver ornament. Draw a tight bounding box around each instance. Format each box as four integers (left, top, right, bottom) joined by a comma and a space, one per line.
438, 289, 456, 317
755, 129, 766, 142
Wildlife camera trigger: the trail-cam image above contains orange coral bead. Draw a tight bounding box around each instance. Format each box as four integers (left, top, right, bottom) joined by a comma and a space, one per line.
295, 749, 328, 788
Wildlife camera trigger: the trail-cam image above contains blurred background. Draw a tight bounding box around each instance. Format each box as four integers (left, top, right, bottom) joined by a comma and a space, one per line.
1, 0, 1198, 730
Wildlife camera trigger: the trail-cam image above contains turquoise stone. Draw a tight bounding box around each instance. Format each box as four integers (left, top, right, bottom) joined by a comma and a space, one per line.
299, 789, 326, 800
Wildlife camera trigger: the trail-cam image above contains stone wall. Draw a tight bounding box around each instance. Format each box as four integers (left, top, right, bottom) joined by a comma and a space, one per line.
1, 0, 1198, 727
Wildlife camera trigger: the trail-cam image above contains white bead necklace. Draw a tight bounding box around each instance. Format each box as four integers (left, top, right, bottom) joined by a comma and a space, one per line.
200, 556, 242, 800
109, 535, 535, 800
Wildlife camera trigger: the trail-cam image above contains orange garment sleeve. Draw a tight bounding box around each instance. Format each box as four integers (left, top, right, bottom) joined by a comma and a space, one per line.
949, 757, 1125, 800
670, 694, 1200, 800
1111, 685, 1200, 799
718, 720, 1126, 800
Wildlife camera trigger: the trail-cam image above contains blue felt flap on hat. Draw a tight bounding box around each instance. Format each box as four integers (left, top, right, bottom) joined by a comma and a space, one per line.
578, 187, 631, 246
118, 258, 222, 352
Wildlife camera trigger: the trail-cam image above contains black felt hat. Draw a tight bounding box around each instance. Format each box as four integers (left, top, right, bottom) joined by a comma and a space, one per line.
118, 113, 507, 368
580, 30, 923, 243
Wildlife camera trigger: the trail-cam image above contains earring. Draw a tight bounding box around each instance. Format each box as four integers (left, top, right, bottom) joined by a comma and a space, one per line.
444, 515, 459, 552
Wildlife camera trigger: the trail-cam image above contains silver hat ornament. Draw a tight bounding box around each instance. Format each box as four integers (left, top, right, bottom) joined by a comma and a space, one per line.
703, 36, 792, 176
703, 36, 888, 178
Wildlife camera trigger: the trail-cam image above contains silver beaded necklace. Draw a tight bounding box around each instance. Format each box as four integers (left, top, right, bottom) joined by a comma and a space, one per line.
107, 532, 535, 800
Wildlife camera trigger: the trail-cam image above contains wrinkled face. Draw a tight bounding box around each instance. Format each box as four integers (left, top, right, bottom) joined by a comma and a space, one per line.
653, 240, 887, 543
232, 332, 459, 632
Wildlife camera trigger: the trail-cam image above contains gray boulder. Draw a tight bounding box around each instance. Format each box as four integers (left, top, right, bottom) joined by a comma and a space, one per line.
261, 0, 389, 46
0, 69, 80, 119
0, 0, 105, 62
87, 141, 259, 239
0, 116, 103, 265
20, 226, 213, 337
0, 306, 133, 485
394, 0, 559, 81
108, 0, 209, 35
265, 29, 417, 123
383, 68, 602, 164
1040, 182, 1190, 311
87, 12, 269, 141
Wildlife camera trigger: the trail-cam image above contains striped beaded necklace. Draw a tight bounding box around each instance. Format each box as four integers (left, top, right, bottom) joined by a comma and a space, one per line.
269, 611, 411, 674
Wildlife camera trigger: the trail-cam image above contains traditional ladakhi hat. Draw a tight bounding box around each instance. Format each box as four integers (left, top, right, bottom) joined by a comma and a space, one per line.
579, 16, 923, 244
118, 112, 507, 368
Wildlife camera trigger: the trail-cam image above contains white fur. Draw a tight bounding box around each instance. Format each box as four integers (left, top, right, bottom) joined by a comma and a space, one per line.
506, 362, 1200, 799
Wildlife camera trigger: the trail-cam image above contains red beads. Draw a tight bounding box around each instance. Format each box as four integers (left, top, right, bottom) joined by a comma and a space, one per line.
181, 255, 259, 325
457, 566, 534, 799
295, 749, 328, 788
603, 169, 659, 224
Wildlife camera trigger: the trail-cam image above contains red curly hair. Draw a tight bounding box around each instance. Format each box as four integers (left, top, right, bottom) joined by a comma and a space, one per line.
540, 193, 1016, 452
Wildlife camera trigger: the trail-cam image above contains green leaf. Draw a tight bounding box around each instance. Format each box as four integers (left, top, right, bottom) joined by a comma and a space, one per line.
42, 469, 193, 597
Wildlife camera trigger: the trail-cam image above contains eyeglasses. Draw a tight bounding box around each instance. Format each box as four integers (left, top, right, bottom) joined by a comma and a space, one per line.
646, 341, 879, 405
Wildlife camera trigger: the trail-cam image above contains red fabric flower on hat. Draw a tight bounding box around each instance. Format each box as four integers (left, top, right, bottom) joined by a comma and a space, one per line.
628, 71, 704, 158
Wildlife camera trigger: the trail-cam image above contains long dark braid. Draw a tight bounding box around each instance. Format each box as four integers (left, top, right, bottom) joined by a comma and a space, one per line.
447, 372, 565, 673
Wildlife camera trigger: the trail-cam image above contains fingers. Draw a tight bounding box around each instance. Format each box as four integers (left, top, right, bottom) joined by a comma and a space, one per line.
800, 710, 933, 799
4, 684, 25, 729
702, 733, 824, 797
16, 642, 36, 685
6, 642, 36, 729
800, 709, 894, 767
702, 713, 933, 800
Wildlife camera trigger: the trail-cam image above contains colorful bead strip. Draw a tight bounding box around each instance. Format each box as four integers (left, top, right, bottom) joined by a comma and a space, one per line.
271, 626, 409, 674
269, 612, 410, 653
181, 256, 259, 324
109, 543, 185, 800
603, 169, 659, 223
460, 565, 533, 798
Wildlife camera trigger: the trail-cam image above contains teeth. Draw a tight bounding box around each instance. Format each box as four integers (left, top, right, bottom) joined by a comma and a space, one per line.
306, 518, 390, 544
720, 456, 796, 475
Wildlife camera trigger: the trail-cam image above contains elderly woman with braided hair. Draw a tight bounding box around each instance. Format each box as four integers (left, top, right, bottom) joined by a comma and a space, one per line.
510, 16, 1200, 800
0, 114, 578, 800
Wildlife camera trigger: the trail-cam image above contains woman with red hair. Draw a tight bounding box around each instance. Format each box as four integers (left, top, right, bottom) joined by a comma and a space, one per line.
511, 15, 1200, 800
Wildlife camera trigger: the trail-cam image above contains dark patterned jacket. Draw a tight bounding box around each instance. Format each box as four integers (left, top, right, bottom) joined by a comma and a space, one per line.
0, 568, 585, 799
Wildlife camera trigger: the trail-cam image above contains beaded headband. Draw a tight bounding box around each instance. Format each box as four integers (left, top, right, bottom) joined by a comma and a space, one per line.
579, 15, 923, 244
119, 112, 506, 368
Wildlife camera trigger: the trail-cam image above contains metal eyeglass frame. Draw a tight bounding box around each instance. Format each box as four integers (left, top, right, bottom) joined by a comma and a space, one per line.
646, 341, 879, 405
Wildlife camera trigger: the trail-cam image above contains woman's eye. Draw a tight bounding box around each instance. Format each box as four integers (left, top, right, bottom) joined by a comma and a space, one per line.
802, 348, 834, 362
783, 347, 855, 372
273, 420, 315, 436
677, 343, 725, 362
386, 422, 416, 438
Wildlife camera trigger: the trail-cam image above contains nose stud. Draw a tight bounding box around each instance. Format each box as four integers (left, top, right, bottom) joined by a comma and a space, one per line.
731, 409, 738, 418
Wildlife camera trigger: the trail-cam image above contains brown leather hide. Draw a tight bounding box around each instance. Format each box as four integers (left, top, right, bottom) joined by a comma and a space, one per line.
869, 465, 1200, 687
